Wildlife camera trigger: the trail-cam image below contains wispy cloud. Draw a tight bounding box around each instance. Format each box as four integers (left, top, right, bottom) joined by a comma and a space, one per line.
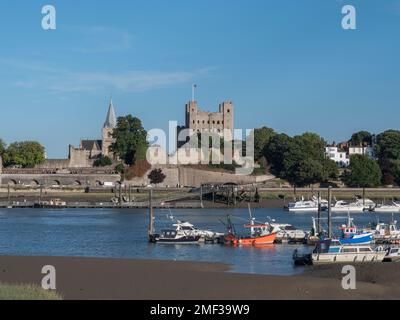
67, 25, 135, 53
0, 58, 211, 93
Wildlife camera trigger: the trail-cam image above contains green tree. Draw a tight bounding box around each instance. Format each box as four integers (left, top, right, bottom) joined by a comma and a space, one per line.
375, 130, 400, 185
293, 132, 326, 161
148, 168, 166, 185
286, 158, 324, 187
111, 115, 148, 165
264, 133, 294, 175
350, 131, 372, 146
343, 154, 382, 188
254, 127, 276, 161
3, 141, 45, 168
93, 155, 112, 167
0, 139, 6, 157
265, 132, 336, 187
321, 158, 339, 181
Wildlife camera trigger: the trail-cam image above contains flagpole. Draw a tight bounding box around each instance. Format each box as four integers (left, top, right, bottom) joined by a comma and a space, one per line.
192, 84, 196, 102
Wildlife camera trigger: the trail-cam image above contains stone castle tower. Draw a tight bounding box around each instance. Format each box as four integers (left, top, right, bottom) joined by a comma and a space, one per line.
102, 99, 117, 157
185, 100, 234, 139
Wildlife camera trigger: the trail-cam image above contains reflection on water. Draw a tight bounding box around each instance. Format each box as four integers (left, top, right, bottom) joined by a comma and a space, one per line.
0, 207, 399, 275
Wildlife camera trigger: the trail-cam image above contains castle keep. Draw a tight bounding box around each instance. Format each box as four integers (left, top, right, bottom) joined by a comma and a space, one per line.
185, 100, 234, 135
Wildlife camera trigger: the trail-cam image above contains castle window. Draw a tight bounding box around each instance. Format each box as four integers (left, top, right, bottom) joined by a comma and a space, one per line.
197, 120, 200, 124
203, 120, 205, 124
213, 121, 215, 124
207, 121, 210, 124
227, 109, 230, 113
217, 121, 220, 125
193, 120, 195, 124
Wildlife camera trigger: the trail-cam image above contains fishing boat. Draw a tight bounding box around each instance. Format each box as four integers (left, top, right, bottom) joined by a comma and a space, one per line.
338, 213, 374, 245
310, 239, 386, 264
286, 196, 328, 213
223, 206, 277, 246
364, 217, 400, 244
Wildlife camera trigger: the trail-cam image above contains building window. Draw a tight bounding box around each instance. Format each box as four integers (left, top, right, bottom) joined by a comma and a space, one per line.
217, 121, 220, 125
193, 120, 195, 124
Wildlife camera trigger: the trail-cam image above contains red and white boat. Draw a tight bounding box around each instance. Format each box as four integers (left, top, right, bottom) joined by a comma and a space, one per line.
224, 205, 277, 246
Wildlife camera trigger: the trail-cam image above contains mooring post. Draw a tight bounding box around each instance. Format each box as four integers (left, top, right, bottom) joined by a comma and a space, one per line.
328, 187, 332, 238
200, 185, 203, 208
39, 185, 43, 204
317, 191, 321, 235
7, 184, 11, 206
362, 187, 366, 207
148, 189, 154, 237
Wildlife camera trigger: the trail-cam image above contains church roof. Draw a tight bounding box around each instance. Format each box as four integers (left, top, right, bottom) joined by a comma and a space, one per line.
81, 140, 102, 151
103, 99, 117, 129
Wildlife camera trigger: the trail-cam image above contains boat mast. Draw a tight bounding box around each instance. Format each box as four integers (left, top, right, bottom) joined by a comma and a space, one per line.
248, 203, 255, 236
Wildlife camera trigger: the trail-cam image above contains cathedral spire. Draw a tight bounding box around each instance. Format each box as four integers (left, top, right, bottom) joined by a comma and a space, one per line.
103, 98, 117, 129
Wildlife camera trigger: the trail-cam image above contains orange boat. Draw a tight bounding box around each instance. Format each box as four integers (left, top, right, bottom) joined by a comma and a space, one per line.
223, 207, 278, 246
232, 232, 277, 246
225, 222, 278, 246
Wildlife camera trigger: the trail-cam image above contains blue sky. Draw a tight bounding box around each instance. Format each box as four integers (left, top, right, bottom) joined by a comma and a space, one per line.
0, 0, 400, 158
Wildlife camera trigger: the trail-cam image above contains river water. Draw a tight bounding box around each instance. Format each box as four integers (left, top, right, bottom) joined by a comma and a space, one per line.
0, 208, 398, 275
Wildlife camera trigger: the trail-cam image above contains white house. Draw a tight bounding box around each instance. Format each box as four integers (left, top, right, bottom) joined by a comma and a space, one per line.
348, 146, 375, 159
325, 147, 350, 168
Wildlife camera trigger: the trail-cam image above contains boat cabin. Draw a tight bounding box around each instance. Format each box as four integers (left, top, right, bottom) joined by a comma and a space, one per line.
160, 230, 178, 239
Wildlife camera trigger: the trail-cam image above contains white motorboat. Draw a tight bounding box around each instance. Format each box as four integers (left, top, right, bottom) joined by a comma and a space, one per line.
373, 202, 400, 213
384, 246, 400, 262
150, 217, 224, 244
331, 200, 364, 213
311, 239, 386, 264
270, 223, 308, 242
287, 196, 328, 213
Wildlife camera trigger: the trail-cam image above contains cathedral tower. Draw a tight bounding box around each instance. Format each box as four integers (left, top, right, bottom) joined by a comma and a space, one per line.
102, 99, 117, 157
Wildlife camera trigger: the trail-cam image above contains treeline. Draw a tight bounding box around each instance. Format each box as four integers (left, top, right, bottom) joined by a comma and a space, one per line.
254, 128, 400, 188
254, 128, 338, 187
0, 139, 45, 168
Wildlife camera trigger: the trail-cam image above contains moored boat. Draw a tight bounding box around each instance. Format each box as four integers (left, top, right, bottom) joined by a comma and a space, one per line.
384, 246, 400, 262
338, 214, 374, 245
150, 216, 224, 244
331, 198, 376, 213
372, 202, 400, 213
286, 196, 328, 213
311, 239, 386, 264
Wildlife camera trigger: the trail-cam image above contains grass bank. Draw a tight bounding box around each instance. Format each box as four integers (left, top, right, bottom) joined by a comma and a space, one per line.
0, 283, 62, 300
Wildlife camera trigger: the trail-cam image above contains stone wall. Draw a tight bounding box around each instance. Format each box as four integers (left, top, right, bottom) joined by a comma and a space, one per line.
124, 165, 274, 187
0, 173, 121, 187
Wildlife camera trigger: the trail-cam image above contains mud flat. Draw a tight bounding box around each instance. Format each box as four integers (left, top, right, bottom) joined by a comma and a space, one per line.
1, 256, 400, 300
